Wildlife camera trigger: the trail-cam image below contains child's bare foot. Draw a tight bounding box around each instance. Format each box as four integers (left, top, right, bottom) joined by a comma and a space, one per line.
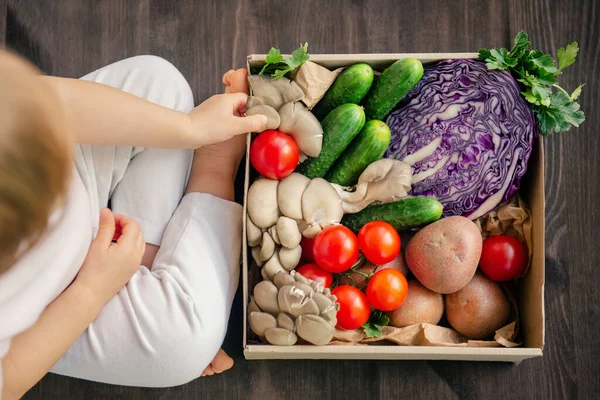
223, 68, 250, 95
201, 349, 234, 377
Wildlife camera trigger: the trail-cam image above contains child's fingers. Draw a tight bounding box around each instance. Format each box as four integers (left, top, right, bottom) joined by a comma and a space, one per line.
93, 208, 116, 249
225, 92, 250, 111
114, 215, 142, 249
234, 114, 268, 134
222, 70, 235, 85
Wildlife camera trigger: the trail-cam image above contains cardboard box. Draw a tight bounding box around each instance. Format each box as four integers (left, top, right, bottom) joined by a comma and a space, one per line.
242, 53, 545, 362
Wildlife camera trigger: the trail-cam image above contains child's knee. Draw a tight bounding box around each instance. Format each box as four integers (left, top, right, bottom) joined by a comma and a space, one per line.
129, 55, 194, 113
152, 316, 228, 386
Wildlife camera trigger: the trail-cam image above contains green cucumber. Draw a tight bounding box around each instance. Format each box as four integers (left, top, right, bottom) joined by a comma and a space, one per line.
341, 197, 443, 232
362, 58, 424, 120
325, 120, 391, 186
312, 63, 374, 120
296, 104, 365, 179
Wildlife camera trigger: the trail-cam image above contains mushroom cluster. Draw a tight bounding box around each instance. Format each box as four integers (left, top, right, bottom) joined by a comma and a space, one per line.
247, 75, 323, 157
249, 270, 339, 345
247, 174, 344, 277
331, 159, 413, 213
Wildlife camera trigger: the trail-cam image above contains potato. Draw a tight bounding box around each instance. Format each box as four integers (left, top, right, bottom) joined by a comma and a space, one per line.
338, 249, 409, 290
405, 216, 482, 294
388, 280, 444, 327
445, 272, 510, 339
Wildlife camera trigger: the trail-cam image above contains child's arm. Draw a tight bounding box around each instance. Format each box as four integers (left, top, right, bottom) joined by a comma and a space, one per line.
40, 77, 266, 149
1, 210, 144, 400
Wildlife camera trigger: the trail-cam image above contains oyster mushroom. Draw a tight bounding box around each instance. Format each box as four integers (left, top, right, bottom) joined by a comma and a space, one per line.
248, 296, 261, 314
277, 173, 310, 220
247, 178, 280, 228
247, 96, 263, 109
267, 226, 280, 245
263, 252, 286, 280
273, 271, 296, 289
249, 311, 277, 336
261, 267, 269, 281
301, 178, 344, 238
251, 246, 264, 267
276, 217, 302, 249
278, 284, 320, 317
248, 75, 304, 110
246, 104, 281, 131
278, 102, 323, 157
259, 232, 276, 261
250, 271, 339, 346
277, 313, 295, 331
331, 159, 412, 213
279, 246, 302, 271
254, 280, 280, 315
264, 328, 298, 346
247, 216, 262, 247
296, 314, 335, 345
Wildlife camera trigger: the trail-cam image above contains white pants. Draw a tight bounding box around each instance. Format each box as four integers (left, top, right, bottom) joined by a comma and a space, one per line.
50, 56, 242, 387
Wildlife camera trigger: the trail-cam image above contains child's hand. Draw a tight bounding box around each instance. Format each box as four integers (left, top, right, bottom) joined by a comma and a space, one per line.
75, 208, 145, 305
189, 93, 267, 148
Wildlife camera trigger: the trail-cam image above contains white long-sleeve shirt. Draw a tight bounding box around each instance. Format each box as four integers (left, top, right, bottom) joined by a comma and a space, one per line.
0, 55, 243, 392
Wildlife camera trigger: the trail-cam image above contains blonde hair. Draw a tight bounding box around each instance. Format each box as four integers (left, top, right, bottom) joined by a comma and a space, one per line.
0, 50, 72, 274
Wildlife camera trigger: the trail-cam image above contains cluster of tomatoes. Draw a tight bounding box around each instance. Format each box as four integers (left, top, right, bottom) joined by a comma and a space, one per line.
297, 221, 407, 331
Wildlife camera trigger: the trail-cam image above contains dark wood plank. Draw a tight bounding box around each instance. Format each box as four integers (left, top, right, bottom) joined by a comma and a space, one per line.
5, 0, 599, 399
0, 0, 6, 45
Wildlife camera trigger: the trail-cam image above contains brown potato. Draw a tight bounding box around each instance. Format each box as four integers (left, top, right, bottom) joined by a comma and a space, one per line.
338, 250, 409, 290
388, 280, 444, 327
405, 216, 482, 294
445, 272, 510, 339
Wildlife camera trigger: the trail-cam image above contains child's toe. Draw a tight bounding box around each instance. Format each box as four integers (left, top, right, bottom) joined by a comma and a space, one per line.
227, 69, 249, 95
211, 349, 235, 373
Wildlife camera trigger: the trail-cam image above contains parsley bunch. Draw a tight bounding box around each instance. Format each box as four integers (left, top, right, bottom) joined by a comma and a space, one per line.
362, 310, 390, 338
259, 43, 310, 80
479, 31, 585, 135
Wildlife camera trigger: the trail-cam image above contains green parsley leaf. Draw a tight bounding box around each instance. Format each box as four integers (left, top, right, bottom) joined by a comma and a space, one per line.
265, 48, 283, 65
480, 31, 585, 135
534, 91, 585, 135
362, 311, 390, 338
286, 42, 309, 70
259, 43, 310, 80
510, 31, 531, 59
557, 42, 579, 72
570, 83, 584, 101
528, 51, 557, 74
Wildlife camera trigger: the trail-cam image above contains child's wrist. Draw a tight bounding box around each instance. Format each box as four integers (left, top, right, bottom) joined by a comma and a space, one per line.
70, 280, 107, 315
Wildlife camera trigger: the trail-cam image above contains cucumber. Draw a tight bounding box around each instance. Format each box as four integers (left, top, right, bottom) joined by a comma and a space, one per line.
362, 58, 424, 120
296, 104, 365, 179
312, 63, 374, 120
341, 197, 443, 232
325, 120, 391, 186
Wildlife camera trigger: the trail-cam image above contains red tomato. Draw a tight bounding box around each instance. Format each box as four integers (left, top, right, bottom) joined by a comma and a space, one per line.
358, 221, 401, 265
479, 235, 528, 282
313, 226, 359, 273
296, 264, 333, 288
300, 237, 315, 262
250, 130, 299, 179
365, 269, 408, 311
331, 285, 371, 330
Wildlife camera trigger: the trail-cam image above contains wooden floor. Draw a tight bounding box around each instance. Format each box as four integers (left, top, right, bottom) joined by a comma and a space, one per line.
2, 0, 599, 399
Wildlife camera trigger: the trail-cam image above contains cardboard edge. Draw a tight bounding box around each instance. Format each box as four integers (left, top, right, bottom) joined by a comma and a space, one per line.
242, 52, 545, 360
244, 345, 542, 362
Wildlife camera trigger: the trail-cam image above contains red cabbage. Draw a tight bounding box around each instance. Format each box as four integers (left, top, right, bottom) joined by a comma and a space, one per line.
385, 59, 537, 219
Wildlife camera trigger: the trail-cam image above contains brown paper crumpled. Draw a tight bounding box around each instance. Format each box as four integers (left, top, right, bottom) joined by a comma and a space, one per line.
474, 195, 533, 276
330, 288, 521, 348
293, 61, 344, 109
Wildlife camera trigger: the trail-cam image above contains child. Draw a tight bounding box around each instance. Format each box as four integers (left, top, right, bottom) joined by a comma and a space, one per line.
0, 50, 267, 399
